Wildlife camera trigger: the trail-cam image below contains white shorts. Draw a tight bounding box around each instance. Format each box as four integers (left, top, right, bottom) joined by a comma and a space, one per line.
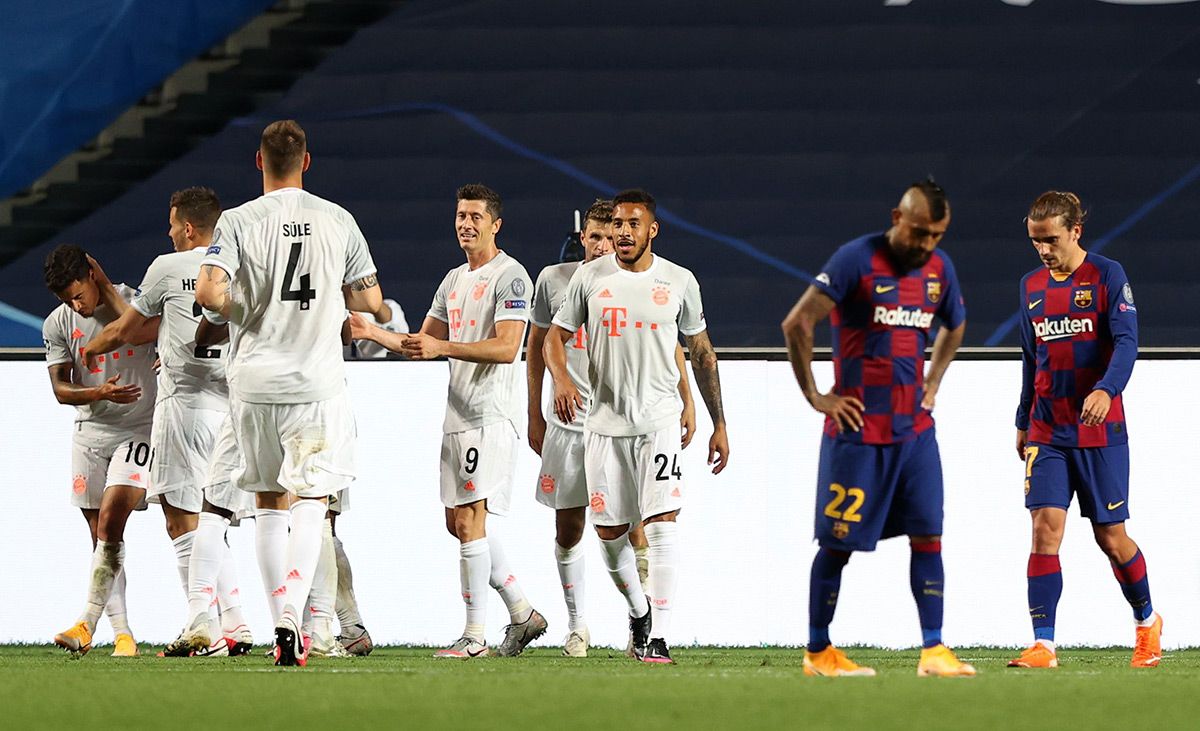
328, 488, 350, 515
202, 415, 254, 523
148, 399, 225, 513
230, 393, 356, 499
70, 432, 153, 510
583, 426, 684, 527
440, 420, 518, 516
535, 423, 587, 510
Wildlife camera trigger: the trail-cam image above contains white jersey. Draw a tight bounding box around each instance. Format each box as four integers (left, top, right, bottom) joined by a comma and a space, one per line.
201, 187, 377, 404
130, 247, 228, 411
42, 284, 158, 441
427, 250, 532, 433
551, 253, 705, 437
348, 298, 409, 359
531, 261, 590, 432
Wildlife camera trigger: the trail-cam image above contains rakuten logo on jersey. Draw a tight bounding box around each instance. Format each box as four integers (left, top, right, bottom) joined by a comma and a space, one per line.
1034, 316, 1095, 342
873, 306, 934, 329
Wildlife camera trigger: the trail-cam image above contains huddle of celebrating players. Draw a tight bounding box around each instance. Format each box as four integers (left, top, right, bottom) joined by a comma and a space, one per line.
40, 119, 1156, 672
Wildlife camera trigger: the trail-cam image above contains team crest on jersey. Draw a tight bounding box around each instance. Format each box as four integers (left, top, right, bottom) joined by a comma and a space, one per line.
472, 281, 488, 301
652, 286, 670, 305
832, 521, 850, 539
926, 279, 942, 304
1073, 288, 1094, 309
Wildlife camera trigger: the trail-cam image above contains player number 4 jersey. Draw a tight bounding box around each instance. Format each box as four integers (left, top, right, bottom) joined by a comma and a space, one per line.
427, 250, 533, 433
201, 187, 377, 405
1016, 252, 1136, 447
813, 233, 966, 446
552, 253, 705, 438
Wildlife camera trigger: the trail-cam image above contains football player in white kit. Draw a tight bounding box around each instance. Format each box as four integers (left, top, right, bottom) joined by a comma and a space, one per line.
526, 199, 696, 657
84, 188, 257, 656
44, 245, 159, 657
546, 189, 731, 664
350, 184, 545, 659
195, 120, 382, 666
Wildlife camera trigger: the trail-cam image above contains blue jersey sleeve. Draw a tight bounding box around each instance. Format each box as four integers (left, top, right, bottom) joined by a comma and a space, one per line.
1015, 277, 1036, 431
935, 251, 966, 330
1094, 262, 1137, 397
812, 240, 865, 304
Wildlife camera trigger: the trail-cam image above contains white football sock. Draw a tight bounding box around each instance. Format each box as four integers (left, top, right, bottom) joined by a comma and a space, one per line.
634, 544, 650, 594
172, 531, 194, 600
216, 539, 248, 635
459, 538, 490, 641
82, 540, 124, 630
278, 499, 325, 631
105, 569, 131, 636
255, 507, 289, 623
1036, 639, 1057, 652
307, 519, 337, 622
187, 512, 227, 626
599, 534, 649, 618
488, 535, 532, 623
333, 535, 364, 629
555, 541, 586, 631
645, 522, 679, 641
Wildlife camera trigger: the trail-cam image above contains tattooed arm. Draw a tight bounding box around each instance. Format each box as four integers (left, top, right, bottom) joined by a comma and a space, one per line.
342, 272, 383, 314
194, 265, 234, 321
683, 330, 730, 474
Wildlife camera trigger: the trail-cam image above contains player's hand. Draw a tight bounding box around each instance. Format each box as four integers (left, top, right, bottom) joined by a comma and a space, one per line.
680, 399, 696, 449
153, 356, 161, 375
97, 374, 141, 404
553, 380, 584, 424
400, 332, 442, 360
707, 423, 729, 474
87, 255, 113, 289
528, 412, 546, 456
347, 312, 374, 342
1080, 390, 1112, 427
921, 377, 940, 411
82, 345, 100, 370
810, 391, 865, 433
1016, 429, 1028, 461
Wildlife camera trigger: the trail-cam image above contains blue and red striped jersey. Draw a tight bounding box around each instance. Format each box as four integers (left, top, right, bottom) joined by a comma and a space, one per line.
813, 233, 966, 445
1016, 252, 1137, 448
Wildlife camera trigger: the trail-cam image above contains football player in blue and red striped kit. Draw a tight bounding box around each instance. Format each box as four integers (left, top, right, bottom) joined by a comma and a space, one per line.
783, 180, 975, 677
1009, 191, 1162, 669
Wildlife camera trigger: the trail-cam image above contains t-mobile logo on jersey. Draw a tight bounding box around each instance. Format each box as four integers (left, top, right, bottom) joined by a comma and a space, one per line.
571, 326, 588, 350
449, 308, 463, 333
601, 307, 628, 337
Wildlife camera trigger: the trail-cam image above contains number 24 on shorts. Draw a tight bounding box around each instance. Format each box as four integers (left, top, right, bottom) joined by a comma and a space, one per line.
824, 483, 865, 522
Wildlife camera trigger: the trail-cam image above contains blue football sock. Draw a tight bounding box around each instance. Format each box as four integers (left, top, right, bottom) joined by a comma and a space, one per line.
808, 547, 850, 653
1112, 549, 1154, 622
910, 542, 944, 649
1027, 553, 1062, 642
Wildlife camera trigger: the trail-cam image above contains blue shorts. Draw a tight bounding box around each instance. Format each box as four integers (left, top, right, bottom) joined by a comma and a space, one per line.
814, 428, 944, 552
1024, 442, 1130, 524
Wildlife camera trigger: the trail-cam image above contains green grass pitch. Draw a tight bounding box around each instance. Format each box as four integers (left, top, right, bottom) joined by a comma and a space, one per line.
2, 645, 1199, 729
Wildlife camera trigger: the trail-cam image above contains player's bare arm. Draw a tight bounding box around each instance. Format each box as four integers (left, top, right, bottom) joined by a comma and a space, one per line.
920, 321, 966, 410
408, 319, 523, 364
544, 324, 584, 424
194, 264, 233, 320
47, 362, 141, 406
194, 317, 229, 348
782, 284, 864, 433
82, 308, 160, 369
675, 342, 696, 449
342, 272, 383, 313
683, 329, 729, 474
526, 324, 550, 456
85, 254, 128, 316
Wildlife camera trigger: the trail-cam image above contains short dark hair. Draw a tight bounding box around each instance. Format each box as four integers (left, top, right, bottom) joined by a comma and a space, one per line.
170, 187, 221, 231
908, 177, 949, 222
456, 183, 503, 220
612, 189, 656, 216
44, 244, 91, 293
260, 120, 307, 178
583, 198, 613, 227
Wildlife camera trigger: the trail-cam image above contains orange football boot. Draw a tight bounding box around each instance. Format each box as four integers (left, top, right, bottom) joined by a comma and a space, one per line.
54, 621, 93, 656
803, 646, 876, 677
917, 644, 976, 677
1007, 642, 1057, 668
1131, 613, 1163, 668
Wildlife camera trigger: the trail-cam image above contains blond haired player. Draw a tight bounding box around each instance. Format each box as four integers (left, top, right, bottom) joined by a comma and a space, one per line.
196, 119, 382, 666
45, 245, 158, 657
351, 183, 545, 659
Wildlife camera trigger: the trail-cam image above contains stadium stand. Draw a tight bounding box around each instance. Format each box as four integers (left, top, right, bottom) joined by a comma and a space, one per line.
1, 0, 1197, 346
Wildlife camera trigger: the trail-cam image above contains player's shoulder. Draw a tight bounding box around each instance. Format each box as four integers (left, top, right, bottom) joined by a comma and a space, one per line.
43, 302, 72, 334
1084, 252, 1127, 280
652, 254, 697, 283
826, 233, 882, 272
1020, 265, 1049, 291
536, 260, 579, 286
299, 189, 357, 223
495, 250, 531, 277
